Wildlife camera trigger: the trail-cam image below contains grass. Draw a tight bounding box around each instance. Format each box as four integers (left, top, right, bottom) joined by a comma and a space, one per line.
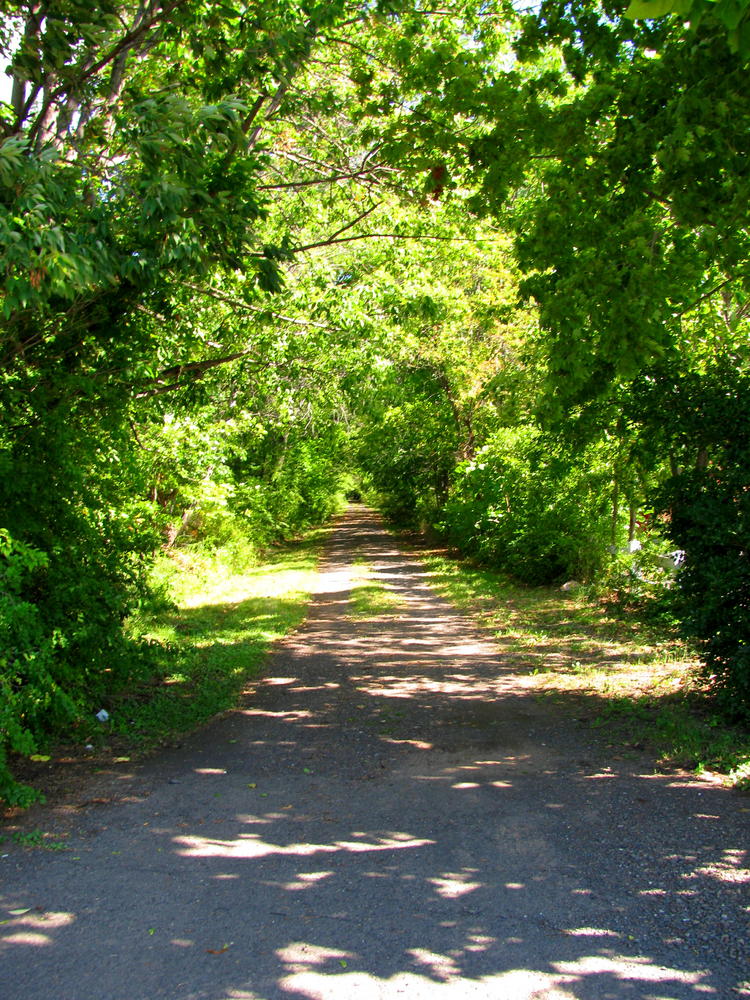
116, 531, 323, 750
347, 557, 402, 619
417, 548, 750, 786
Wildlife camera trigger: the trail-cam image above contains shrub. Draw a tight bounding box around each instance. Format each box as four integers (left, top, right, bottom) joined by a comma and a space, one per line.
439, 429, 613, 585
656, 468, 750, 719
0, 532, 69, 805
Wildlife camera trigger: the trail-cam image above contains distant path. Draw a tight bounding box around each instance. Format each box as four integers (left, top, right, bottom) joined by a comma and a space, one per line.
1, 506, 748, 999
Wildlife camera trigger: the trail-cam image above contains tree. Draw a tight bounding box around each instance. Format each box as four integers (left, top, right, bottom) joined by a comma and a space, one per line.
463, 0, 750, 705
0, 0, 520, 800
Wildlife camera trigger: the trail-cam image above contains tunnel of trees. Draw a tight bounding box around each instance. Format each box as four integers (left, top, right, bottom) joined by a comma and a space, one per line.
2, 0, 749, 801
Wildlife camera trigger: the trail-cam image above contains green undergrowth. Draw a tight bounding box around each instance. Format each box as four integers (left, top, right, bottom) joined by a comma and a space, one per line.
418, 548, 750, 787
115, 532, 323, 750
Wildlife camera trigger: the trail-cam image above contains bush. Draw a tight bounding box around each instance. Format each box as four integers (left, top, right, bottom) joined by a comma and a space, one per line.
0, 413, 162, 805
0, 532, 70, 805
626, 361, 750, 720
439, 429, 613, 585
657, 468, 750, 719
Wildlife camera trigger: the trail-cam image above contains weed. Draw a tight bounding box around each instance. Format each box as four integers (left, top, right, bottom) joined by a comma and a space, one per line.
728, 760, 750, 791
11, 829, 67, 850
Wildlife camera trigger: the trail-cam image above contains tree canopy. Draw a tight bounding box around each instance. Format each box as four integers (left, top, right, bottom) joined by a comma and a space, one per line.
1, 0, 749, 802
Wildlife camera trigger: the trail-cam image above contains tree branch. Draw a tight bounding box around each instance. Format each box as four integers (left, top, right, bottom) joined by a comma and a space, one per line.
135, 349, 265, 399
675, 276, 736, 319
27, 0, 187, 145
310, 201, 383, 246
258, 165, 387, 191
178, 282, 334, 330
289, 230, 505, 254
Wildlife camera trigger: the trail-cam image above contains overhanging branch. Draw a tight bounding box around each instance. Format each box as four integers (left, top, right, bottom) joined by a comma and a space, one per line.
135, 349, 265, 399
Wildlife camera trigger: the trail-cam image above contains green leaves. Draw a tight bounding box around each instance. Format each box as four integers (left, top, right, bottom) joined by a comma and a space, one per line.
624, 0, 692, 18
625, 0, 750, 55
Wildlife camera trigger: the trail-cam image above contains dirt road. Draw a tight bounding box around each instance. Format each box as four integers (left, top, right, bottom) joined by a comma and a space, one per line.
1, 507, 748, 999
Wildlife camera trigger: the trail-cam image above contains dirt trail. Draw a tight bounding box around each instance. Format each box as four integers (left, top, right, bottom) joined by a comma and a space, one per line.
1, 507, 748, 1000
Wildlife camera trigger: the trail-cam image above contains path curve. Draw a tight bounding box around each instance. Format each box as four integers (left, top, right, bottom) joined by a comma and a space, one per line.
1, 507, 748, 999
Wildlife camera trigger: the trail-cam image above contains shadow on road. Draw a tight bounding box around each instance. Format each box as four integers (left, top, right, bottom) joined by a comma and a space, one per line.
1, 507, 747, 1000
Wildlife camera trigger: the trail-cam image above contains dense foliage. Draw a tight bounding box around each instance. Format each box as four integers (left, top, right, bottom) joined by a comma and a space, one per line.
1, 0, 749, 802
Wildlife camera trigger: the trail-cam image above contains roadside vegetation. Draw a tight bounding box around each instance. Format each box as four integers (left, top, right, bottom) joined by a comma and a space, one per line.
117, 532, 324, 749
2, 530, 324, 810
418, 547, 750, 789
2, 0, 749, 804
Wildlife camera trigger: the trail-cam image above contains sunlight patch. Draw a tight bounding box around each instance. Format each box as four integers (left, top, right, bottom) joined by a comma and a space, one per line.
559, 927, 621, 938
277, 942, 353, 970
1, 932, 54, 946
0, 909, 75, 949
174, 832, 435, 859
283, 871, 335, 891
552, 955, 709, 984
428, 871, 481, 899
278, 968, 581, 998
407, 947, 460, 980
382, 738, 434, 749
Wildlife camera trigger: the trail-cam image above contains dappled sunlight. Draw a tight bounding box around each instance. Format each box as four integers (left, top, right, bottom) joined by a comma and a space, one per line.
0, 910, 76, 950
351, 672, 518, 700
420, 549, 699, 712
428, 870, 482, 899
174, 830, 436, 860
281, 870, 335, 892
181, 565, 320, 609
276, 941, 354, 968
382, 737, 434, 749
561, 927, 621, 938
408, 946, 462, 980
3, 510, 746, 1000
312, 568, 357, 598
276, 966, 619, 999
2, 931, 56, 947
695, 848, 749, 885
242, 709, 317, 722
551, 956, 712, 987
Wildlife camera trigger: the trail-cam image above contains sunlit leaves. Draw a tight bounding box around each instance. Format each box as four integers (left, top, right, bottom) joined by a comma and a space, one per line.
625, 0, 750, 57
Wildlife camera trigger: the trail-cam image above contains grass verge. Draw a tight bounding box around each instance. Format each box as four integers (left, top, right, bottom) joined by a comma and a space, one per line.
115, 531, 323, 750
418, 548, 750, 787
1, 530, 323, 828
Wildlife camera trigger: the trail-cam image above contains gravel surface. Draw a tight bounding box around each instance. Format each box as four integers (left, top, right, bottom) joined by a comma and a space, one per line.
1, 506, 748, 1000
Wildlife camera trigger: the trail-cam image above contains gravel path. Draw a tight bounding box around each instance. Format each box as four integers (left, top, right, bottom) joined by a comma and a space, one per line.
1, 507, 748, 999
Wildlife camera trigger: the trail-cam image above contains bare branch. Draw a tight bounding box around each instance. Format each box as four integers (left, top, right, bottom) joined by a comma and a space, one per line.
311, 201, 383, 246
258, 165, 387, 191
